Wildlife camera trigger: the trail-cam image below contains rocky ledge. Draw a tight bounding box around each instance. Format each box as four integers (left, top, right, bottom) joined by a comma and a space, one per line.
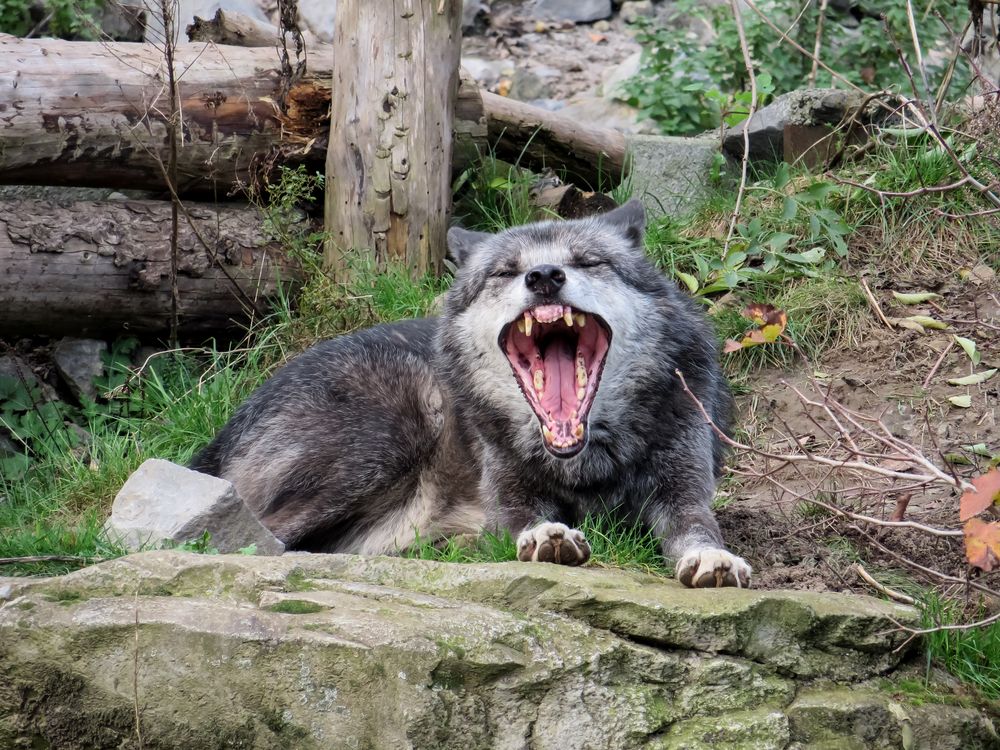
1, 552, 997, 749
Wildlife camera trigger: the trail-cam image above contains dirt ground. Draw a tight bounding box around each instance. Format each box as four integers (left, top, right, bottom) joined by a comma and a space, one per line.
720, 271, 1000, 599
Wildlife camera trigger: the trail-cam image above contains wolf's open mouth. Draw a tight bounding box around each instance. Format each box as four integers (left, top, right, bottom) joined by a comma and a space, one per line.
500, 304, 611, 457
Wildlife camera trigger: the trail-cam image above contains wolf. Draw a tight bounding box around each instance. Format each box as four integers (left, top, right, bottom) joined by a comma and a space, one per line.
190, 199, 751, 587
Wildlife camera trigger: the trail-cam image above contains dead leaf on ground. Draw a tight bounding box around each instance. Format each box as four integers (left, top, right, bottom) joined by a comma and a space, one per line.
724, 304, 789, 353
959, 467, 1000, 521
964, 517, 1000, 572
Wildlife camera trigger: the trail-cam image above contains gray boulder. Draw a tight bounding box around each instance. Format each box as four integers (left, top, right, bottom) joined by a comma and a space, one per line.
626, 133, 734, 219
104, 459, 285, 555
532, 0, 612, 23
52, 337, 106, 403
722, 88, 868, 162
0, 551, 995, 749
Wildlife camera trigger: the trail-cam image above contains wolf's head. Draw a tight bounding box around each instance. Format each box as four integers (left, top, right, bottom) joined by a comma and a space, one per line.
438, 199, 682, 460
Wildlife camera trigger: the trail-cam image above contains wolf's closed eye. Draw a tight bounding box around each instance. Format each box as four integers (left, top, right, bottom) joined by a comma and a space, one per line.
574, 258, 607, 269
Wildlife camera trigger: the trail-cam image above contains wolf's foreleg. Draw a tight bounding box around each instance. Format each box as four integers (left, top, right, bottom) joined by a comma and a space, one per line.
641, 436, 752, 588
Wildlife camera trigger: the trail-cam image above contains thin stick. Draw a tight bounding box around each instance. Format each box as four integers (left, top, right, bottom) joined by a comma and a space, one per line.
809, 0, 828, 86
723, 0, 759, 258
894, 608, 1000, 635
858, 276, 895, 330
922, 340, 953, 389
854, 563, 917, 605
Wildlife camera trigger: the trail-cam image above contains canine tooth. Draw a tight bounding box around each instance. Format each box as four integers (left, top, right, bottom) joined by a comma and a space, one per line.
523, 313, 533, 337
577, 387, 586, 400
574, 313, 586, 327
574, 423, 584, 439
542, 425, 554, 443
564, 309, 574, 327
516, 319, 526, 334
533, 370, 544, 392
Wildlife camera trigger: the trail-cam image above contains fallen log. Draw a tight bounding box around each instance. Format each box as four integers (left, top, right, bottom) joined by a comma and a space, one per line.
0, 199, 300, 336
0, 37, 626, 195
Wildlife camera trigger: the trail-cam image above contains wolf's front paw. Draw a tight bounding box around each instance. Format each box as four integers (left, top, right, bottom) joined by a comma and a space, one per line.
517, 522, 591, 566
677, 548, 752, 588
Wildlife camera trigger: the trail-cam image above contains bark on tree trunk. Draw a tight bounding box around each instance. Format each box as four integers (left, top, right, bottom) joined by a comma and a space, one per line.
324, 1, 463, 279
0, 199, 300, 336
0, 38, 625, 197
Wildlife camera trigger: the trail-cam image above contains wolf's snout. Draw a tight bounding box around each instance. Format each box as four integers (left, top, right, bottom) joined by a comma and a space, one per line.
525, 265, 566, 296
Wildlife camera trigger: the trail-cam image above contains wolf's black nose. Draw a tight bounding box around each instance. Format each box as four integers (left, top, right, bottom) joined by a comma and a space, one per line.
525, 265, 566, 296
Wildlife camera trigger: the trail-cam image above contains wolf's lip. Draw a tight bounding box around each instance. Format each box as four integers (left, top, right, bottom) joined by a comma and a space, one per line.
499, 304, 612, 458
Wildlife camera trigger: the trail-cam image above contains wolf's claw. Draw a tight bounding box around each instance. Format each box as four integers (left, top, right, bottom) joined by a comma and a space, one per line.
517, 522, 591, 566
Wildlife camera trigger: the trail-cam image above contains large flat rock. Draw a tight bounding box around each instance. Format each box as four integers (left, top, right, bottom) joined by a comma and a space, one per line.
1, 552, 996, 749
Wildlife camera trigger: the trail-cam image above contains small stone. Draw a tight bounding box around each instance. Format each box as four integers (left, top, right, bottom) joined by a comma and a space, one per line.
533, 0, 612, 24
592, 19, 611, 32
600, 50, 641, 99
52, 338, 107, 403
105, 459, 285, 555
509, 69, 553, 101
619, 0, 654, 24
0, 353, 61, 406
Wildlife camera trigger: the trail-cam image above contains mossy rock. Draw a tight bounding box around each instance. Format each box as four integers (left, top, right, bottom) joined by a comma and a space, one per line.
0, 551, 996, 749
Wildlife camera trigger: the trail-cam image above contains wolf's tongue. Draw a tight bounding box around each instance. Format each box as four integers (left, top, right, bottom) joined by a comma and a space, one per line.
540, 338, 577, 418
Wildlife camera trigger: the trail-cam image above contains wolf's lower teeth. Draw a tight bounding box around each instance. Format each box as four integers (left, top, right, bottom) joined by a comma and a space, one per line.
577, 386, 586, 400
542, 425, 554, 443
576, 367, 587, 387
574, 424, 584, 439
516, 319, 526, 334
523, 313, 533, 336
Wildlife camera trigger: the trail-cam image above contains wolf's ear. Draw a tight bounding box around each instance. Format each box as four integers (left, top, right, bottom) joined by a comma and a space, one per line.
447, 226, 492, 267
598, 198, 646, 248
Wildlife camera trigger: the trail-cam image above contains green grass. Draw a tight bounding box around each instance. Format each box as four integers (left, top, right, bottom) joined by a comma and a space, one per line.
0, 262, 446, 575
404, 514, 670, 576
921, 594, 1000, 701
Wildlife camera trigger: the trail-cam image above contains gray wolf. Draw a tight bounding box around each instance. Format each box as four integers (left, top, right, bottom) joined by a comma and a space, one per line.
190, 200, 751, 587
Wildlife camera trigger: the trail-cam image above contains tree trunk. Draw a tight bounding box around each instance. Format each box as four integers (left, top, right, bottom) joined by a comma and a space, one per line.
324, 1, 462, 278
0, 38, 625, 198
0, 199, 300, 336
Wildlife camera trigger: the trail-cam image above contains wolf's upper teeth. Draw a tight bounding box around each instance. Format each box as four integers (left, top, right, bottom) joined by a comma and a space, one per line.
523, 312, 533, 337
563, 308, 574, 327
576, 368, 587, 387
577, 386, 586, 400
516, 319, 526, 334
574, 423, 584, 439
574, 313, 586, 327
533, 370, 544, 393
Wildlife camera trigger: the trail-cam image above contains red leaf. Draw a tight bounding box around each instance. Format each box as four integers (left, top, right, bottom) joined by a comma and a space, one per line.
723, 339, 743, 353
959, 468, 1000, 521
964, 517, 1000, 572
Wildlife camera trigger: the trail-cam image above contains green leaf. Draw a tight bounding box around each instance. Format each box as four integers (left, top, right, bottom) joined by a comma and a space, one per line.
766, 232, 795, 252
780, 196, 798, 221
892, 291, 942, 304
949, 394, 972, 408
676, 271, 699, 293
954, 336, 982, 366
902, 315, 949, 330
948, 369, 998, 386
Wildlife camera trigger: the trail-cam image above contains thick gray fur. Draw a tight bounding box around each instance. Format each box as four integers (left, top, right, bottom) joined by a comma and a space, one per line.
190, 199, 735, 564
